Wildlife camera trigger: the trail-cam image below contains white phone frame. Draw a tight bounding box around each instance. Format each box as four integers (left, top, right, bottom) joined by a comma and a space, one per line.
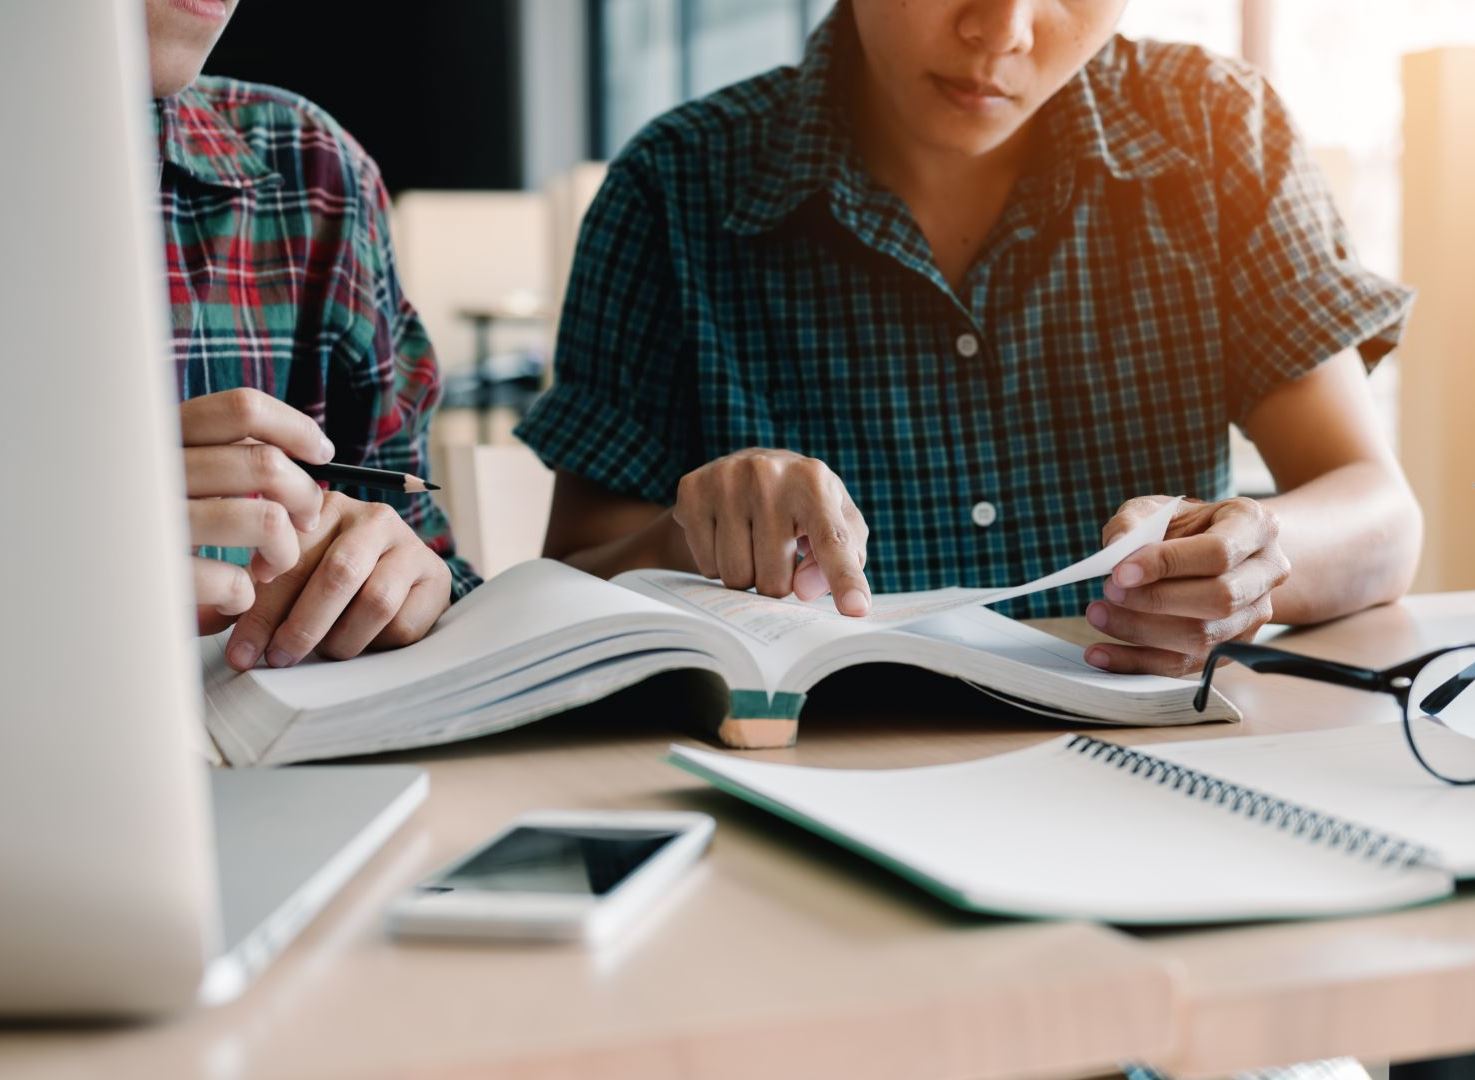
386, 809, 714, 944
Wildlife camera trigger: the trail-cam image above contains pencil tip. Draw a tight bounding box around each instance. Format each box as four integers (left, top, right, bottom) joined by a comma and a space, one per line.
425, 481, 440, 491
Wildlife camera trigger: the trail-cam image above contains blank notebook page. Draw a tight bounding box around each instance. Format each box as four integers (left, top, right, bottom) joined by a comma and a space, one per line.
671, 737, 1450, 924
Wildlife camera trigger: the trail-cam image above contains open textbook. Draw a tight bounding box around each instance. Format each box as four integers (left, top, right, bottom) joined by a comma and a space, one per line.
671, 721, 1475, 923
202, 499, 1239, 765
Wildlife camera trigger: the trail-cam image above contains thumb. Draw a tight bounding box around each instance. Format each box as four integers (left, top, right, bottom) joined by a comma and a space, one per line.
197, 607, 237, 637
1101, 495, 1177, 548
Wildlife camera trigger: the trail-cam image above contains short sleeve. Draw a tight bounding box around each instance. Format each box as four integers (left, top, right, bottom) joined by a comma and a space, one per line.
1216, 76, 1415, 427
515, 162, 693, 505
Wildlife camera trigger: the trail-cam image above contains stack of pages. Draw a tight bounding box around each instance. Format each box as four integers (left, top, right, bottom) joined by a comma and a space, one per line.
671, 722, 1475, 923
203, 499, 1239, 765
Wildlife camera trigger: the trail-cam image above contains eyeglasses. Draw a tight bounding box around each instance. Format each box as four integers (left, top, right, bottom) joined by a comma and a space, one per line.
1194, 641, 1475, 785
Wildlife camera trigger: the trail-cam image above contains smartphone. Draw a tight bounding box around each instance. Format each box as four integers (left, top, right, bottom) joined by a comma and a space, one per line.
386, 809, 714, 944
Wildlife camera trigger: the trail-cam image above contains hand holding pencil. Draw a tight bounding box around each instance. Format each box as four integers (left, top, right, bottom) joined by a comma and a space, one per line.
181, 389, 332, 633
181, 389, 446, 646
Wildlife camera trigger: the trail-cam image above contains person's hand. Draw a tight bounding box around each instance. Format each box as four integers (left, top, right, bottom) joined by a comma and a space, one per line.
223, 491, 452, 670
183, 388, 333, 635
1083, 496, 1291, 676
671, 448, 871, 616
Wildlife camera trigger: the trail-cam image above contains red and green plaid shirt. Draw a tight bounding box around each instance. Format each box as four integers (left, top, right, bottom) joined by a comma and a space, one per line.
155, 77, 479, 600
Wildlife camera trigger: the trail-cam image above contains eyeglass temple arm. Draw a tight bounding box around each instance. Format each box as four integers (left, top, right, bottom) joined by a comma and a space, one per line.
1416, 659, 1475, 716
1193, 642, 1383, 712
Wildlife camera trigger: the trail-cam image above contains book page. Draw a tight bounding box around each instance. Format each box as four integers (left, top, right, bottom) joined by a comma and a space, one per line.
622, 573, 857, 647
860, 497, 1181, 625
903, 604, 1168, 692
218, 559, 704, 712
616, 571, 880, 691
616, 496, 1179, 650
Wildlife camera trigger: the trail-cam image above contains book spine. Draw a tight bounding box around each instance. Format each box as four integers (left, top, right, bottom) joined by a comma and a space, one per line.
709, 691, 807, 750
728, 691, 806, 721
1064, 734, 1439, 870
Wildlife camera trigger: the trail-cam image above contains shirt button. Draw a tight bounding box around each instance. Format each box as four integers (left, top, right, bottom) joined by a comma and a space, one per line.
970, 501, 998, 528
955, 332, 980, 358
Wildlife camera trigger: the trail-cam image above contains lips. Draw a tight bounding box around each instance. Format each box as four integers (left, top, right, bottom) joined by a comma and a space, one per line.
170, 0, 230, 21
935, 74, 1014, 100
930, 73, 1016, 115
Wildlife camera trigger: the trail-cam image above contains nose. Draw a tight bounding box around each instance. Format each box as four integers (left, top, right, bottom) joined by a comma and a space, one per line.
956, 0, 1034, 55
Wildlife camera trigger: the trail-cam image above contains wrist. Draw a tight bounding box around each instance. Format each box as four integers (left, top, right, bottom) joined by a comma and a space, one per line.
650, 508, 696, 571
622, 508, 695, 572
558, 508, 693, 579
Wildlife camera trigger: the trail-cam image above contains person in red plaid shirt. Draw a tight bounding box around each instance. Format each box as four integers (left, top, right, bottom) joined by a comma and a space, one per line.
145, 0, 479, 672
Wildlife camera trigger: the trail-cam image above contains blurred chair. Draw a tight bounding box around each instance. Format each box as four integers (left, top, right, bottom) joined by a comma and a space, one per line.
399, 168, 607, 580
391, 190, 552, 383
441, 443, 556, 580
392, 190, 553, 552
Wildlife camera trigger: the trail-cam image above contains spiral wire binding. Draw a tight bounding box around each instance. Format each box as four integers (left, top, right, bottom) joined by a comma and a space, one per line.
1064, 735, 1439, 871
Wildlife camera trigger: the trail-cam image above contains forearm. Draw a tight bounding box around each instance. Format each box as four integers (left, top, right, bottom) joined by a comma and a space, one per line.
1261, 460, 1422, 625
555, 508, 698, 580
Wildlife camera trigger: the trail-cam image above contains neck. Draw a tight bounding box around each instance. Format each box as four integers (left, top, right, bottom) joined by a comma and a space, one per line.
848, 62, 1042, 293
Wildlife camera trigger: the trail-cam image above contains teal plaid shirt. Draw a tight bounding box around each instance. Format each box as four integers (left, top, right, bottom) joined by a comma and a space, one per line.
517, 10, 1412, 618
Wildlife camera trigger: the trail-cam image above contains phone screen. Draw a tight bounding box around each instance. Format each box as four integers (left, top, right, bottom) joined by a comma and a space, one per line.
423, 825, 682, 896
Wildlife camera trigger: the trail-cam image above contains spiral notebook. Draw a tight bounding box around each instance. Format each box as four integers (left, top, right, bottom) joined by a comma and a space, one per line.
669, 724, 1470, 924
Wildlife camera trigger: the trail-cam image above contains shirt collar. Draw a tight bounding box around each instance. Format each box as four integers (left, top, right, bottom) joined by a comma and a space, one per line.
723, 7, 853, 236
1040, 38, 1198, 186
153, 84, 280, 191
726, 18, 1196, 237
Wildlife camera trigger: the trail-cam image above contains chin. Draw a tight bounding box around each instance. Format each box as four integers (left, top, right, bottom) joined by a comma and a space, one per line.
152, 72, 205, 97
927, 123, 1022, 159
149, 50, 209, 97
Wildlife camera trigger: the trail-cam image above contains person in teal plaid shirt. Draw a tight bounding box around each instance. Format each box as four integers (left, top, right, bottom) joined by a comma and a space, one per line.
145, 0, 478, 671
521, 0, 1421, 684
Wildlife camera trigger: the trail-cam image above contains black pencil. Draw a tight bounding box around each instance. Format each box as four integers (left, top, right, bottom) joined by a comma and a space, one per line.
295, 461, 440, 494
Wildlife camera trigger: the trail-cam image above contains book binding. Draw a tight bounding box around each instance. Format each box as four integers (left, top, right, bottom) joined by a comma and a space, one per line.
714, 690, 807, 749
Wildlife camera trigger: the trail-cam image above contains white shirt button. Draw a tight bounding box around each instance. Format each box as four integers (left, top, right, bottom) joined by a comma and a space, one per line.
970, 501, 998, 528
955, 332, 980, 358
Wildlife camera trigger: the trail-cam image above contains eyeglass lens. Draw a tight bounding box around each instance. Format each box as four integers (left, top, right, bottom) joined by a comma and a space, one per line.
1407, 647, 1475, 783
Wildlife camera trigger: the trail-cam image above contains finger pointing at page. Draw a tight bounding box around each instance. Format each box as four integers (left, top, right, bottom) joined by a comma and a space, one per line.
792, 507, 870, 615
672, 449, 872, 617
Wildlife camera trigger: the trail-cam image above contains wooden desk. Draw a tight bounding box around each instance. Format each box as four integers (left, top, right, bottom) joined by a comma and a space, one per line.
0, 705, 1177, 1079
1124, 595, 1475, 1078
5, 595, 1475, 1079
